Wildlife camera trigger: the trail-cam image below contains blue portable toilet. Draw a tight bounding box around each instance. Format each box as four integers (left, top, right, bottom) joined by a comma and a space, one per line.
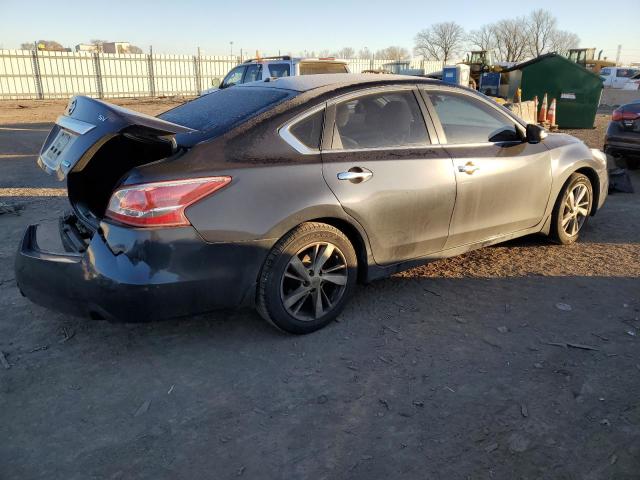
442, 65, 470, 86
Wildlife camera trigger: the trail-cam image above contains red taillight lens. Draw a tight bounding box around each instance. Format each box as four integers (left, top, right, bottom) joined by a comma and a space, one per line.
105, 176, 231, 227
612, 108, 640, 122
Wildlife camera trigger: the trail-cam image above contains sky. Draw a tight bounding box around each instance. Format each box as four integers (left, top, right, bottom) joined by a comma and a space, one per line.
1, 0, 639, 63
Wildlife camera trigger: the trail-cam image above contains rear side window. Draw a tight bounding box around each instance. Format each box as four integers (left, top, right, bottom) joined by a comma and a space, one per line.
244, 64, 263, 83
289, 109, 325, 150
268, 63, 291, 78
299, 62, 348, 75
427, 91, 519, 144
332, 90, 429, 150
159, 87, 295, 135
617, 68, 638, 78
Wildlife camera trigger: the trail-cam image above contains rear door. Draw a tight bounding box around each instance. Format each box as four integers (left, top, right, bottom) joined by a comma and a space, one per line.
421, 87, 552, 248
321, 86, 456, 265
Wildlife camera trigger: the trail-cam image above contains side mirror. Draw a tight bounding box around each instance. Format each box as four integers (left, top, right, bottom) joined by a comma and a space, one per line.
210, 77, 221, 89
526, 123, 548, 143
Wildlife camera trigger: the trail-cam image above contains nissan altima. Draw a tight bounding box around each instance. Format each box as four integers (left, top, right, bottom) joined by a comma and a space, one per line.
15, 74, 608, 333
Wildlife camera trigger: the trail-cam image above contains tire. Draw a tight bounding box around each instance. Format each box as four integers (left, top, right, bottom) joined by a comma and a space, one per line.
550, 173, 593, 245
256, 222, 357, 334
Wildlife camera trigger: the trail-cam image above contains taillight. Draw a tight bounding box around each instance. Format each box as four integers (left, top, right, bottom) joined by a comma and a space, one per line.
105, 176, 231, 227
612, 108, 640, 122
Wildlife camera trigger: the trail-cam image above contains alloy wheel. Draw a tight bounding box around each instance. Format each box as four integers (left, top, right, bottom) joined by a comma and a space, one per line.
561, 183, 590, 237
280, 242, 348, 322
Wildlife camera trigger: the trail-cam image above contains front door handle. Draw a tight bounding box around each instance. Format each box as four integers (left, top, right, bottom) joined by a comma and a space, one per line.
337, 167, 373, 183
458, 162, 480, 175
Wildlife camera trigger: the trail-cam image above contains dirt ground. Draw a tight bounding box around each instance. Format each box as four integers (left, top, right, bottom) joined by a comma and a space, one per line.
0, 99, 639, 479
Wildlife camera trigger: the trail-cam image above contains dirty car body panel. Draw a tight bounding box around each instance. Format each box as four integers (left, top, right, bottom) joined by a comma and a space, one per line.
15, 74, 608, 322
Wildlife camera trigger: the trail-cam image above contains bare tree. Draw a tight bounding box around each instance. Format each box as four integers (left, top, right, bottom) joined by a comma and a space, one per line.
493, 18, 529, 62
414, 22, 465, 63
29, 40, 66, 51
358, 47, 373, 59
527, 9, 557, 57
318, 49, 331, 58
90, 39, 108, 53
128, 45, 144, 54
467, 24, 497, 52
20, 42, 34, 50
337, 47, 355, 59
376, 46, 410, 61
548, 30, 580, 56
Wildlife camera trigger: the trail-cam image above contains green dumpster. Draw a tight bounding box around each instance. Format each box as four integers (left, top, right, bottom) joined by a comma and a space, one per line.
508, 53, 603, 128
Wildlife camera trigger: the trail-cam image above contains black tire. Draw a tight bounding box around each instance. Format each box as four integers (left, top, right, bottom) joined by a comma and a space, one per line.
550, 173, 593, 245
256, 222, 357, 334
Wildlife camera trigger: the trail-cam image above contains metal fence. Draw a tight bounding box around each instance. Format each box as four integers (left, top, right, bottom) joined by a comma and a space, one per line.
0, 49, 443, 100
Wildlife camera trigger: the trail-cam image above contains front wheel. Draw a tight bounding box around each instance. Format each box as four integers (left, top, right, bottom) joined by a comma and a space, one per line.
550, 173, 593, 245
256, 222, 357, 334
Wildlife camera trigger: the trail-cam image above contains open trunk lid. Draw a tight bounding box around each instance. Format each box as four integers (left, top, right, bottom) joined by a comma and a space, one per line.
38, 96, 194, 180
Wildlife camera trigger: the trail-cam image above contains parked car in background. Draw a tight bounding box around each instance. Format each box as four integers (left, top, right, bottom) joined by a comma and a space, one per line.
200, 56, 349, 95
622, 72, 640, 91
16, 74, 608, 334
605, 99, 640, 169
600, 67, 640, 89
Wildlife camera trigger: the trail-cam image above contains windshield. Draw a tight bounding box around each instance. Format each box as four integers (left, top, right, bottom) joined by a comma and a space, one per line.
159, 86, 295, 143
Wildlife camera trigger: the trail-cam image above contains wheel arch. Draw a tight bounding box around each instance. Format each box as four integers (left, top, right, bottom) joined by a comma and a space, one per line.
574, 166, 600, 215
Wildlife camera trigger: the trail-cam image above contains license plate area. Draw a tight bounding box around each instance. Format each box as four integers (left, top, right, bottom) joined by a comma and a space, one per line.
41, 129, 77, 171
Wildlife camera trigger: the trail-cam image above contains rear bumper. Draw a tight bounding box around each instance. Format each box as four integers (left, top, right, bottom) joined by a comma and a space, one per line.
15, 221, 272, 322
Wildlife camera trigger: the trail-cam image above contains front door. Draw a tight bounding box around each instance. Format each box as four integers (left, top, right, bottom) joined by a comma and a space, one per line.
422, 88, 552, 248
321, 87, 456, 265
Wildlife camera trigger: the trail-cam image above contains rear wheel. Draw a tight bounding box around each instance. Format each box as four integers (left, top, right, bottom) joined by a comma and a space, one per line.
550, 173, 593, 245
257, 222, 357, 334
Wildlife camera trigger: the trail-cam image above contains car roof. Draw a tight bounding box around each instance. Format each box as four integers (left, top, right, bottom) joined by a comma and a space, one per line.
236, 73, 442, 93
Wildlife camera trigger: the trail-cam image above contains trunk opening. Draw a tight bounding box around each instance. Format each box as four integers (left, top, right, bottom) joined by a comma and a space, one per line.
67, 133, 175, 227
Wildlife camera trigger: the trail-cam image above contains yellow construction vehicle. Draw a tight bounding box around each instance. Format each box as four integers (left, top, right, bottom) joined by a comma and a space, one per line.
568, 48, 615, 74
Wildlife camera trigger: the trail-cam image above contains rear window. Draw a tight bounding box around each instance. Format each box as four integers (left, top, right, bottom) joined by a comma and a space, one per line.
299, 62, 348, 75
159, 87, 294, 135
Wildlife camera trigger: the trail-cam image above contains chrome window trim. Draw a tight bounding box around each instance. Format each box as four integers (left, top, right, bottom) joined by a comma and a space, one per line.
56, 115, 96, 135
323, 144, 438, 154
278, 103, 326, 155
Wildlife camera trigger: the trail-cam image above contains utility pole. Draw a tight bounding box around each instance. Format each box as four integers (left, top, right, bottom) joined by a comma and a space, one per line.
230, 41, 234, 57
616, 44, 622, 65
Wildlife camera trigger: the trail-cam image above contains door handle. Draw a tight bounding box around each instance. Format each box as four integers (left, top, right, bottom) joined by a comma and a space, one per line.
337, 168, 373, 183
458, 162, 480, 175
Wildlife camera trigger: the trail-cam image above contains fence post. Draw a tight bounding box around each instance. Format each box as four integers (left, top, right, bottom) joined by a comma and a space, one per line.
148, 46, 155, 97
194, 47, 202, 96
93, 52, 104, 99
31, 44, 44, 100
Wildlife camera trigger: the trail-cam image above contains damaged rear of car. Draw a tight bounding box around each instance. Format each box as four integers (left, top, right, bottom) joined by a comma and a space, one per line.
15, 88, 295, 321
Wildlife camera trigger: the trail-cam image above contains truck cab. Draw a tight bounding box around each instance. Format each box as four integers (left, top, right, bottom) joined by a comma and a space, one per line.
202, 56, 350, 95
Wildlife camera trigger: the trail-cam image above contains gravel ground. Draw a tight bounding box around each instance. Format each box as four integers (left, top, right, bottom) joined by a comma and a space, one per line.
0, 99, 638, 479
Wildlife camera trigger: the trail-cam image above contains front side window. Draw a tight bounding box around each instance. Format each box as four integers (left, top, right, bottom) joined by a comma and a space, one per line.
244, 64, 263, 83
289, 109, 325, 150
221, 66, 246, 88
617, 68, 638, 78
600, 68, 612, 76
331, 90, 429, 150
427, 91, 520, 144
268, 63, 291, 78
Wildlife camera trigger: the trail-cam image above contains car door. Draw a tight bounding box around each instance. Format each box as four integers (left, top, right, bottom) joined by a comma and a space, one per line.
242, 64, 263, 84
421, 87, 552, 248
321, 86, 457, 265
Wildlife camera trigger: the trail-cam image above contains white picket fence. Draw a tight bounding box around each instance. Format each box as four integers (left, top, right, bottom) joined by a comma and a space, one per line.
0, 49, 443, 100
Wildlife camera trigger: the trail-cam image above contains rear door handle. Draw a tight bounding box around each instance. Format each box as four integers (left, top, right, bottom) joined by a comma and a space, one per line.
458, 162, 480, 175
337, 168, 373, 183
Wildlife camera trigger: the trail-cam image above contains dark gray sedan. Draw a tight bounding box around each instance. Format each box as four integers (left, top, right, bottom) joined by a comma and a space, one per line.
16, 74, 608, 333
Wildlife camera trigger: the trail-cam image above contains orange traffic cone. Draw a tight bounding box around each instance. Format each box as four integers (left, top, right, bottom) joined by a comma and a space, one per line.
547, 98, 557, 127
538, 93, 548, 123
